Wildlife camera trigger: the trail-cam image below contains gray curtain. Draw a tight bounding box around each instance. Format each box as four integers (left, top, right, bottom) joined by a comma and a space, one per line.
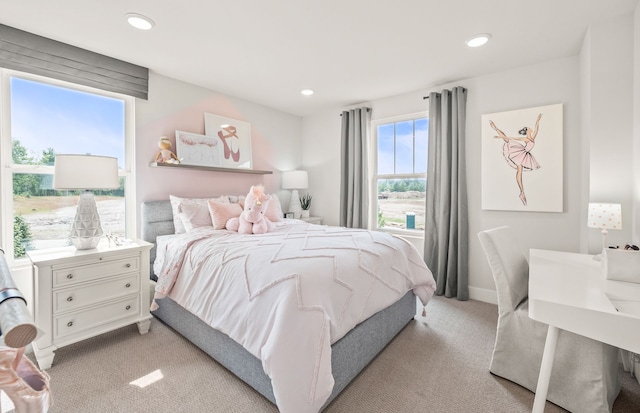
0, 24, 148, 99
424, 87, 469, 300
340, 107, 371, 228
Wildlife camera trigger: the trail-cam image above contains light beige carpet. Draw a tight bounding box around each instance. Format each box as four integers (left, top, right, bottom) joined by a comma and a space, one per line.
16, 297, 640, 412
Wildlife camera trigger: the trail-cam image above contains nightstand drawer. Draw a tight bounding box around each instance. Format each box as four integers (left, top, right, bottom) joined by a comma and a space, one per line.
54, 295, 140, 340
53, 256, 140, 287
53, 274, 140, 314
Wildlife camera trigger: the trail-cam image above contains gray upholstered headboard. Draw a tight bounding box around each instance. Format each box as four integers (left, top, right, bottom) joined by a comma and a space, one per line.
140, 200, 174, 280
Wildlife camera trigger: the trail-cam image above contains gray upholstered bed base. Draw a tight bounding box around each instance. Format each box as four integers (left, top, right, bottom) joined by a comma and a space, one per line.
152, 292, 415, 407
140, 200, 417, 409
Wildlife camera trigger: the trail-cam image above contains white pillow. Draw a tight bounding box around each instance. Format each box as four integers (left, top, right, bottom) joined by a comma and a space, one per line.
265, 194, 284, 222
179, 201, 213, 231
170, 195, 228, 234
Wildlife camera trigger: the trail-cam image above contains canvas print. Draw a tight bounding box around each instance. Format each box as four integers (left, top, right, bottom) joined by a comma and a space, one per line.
175, 131, 222, 167
481, 103, 563, 212
204, 113, 252, 169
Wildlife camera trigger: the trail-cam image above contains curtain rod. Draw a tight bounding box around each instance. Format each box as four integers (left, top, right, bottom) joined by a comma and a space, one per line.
423, 88, 467, 100
339, 107, 371, 116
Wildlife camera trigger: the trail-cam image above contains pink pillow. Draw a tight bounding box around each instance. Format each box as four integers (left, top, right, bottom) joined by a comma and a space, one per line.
207, 201, 243, 230
178, 202, 213, 231
170, 195, 228, 233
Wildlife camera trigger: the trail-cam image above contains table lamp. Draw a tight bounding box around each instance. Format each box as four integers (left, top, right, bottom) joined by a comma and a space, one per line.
53, 154, 120, 250
587, 203, 622, 253
282, 170, 308, 219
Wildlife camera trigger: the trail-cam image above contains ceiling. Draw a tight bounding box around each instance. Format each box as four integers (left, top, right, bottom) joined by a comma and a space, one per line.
1, 0, 638, 117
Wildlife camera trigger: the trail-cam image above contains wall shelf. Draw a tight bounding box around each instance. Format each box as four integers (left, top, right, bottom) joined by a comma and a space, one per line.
149, 162, 272, 175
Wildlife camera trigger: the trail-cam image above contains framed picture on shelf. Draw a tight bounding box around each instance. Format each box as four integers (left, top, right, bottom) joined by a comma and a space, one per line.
175, 130, 222, 167
284, 212, 294, 219
204, 113, 252, 169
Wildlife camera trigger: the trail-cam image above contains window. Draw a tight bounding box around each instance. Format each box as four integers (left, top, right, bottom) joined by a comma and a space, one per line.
373, 114, 428, 232
1, 71, 135, 262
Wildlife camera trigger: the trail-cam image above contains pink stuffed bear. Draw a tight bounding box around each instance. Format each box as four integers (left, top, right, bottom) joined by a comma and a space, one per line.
226, 185, 274, 234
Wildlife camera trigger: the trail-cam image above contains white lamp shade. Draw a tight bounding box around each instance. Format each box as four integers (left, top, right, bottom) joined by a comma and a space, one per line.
53, 154, 119, 190
587, 203, 622, 230
282, 170, 308, 189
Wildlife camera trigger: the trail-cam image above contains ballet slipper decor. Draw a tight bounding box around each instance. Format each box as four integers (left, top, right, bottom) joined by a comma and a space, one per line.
0, 249, 50, 412
0, 347, 51, 413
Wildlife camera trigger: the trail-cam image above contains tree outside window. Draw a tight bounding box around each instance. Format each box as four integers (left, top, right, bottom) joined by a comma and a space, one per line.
4, 74, 131, 260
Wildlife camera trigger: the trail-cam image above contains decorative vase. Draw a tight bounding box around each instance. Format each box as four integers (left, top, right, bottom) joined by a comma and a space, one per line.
301, 210, 310, 218
70, 192, 104, 250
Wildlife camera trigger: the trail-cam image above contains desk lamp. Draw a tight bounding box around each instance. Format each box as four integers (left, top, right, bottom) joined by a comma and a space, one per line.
53, 154, 119, 250
587, 203, 622, 255
282, 170, 308, 219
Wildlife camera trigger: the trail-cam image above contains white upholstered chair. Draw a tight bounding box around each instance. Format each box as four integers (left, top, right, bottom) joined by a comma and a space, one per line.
478, 226, 621, 413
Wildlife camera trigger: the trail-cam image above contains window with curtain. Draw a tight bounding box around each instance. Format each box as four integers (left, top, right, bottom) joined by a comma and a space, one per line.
373, 113, 428, 233
1, 70, 134, 262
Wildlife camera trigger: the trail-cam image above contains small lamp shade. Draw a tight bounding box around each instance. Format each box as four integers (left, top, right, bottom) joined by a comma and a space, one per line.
588, 203, 622, 254
53, 154, 119, 190
587, 203, 622, 230
53, 154, 119, 250
282, 170, 308, 190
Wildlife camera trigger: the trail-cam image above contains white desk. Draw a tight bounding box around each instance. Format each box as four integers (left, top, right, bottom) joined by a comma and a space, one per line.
528, 249, 640, 412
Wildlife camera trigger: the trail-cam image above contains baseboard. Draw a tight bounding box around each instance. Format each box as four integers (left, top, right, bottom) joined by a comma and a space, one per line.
469, 286, 497, 305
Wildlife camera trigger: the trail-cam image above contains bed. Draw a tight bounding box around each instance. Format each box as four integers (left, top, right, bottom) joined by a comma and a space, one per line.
141, 199, 436, 413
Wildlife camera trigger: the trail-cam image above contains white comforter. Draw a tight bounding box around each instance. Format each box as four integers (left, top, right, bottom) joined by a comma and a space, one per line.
153, 222, 436, 413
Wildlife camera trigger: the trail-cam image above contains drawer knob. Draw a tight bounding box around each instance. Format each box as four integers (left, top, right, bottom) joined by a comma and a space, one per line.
67, 296, 73, 302
125, 263, 132, 268
67, 321, 73, 327
66, 274, 73, 279
125, 283, 131, 288
125, 305, 131, 311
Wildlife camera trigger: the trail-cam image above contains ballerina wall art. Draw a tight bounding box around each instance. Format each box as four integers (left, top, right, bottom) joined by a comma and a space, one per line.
204, 113, 253, 169
481, 103, 563, 212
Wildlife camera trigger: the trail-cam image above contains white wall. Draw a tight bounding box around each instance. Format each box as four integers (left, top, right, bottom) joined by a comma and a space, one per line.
302, 111, 341, 221
303, 10, 638, 303
583, 14, 635, 251
135, 73, 304, 235
303, 57, 583, 302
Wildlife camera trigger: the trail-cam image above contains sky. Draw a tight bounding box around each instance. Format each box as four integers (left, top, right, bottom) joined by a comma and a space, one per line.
10, 76, 125, 168
377, 118, 428, 175
10, 75, 425, 178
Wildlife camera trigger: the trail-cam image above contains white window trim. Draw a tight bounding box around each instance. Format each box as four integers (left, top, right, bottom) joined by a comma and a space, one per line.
370, 111, 428, 236
0, 69, 136, 266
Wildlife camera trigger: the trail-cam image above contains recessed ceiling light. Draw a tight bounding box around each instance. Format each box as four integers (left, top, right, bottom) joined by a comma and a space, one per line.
125, 13, 155, 30
466, 33, 491, 48
301, 89, 314, 96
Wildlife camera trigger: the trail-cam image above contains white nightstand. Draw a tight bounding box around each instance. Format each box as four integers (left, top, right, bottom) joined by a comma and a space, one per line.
299, 216, 323, 224
27, 240, 153, 369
